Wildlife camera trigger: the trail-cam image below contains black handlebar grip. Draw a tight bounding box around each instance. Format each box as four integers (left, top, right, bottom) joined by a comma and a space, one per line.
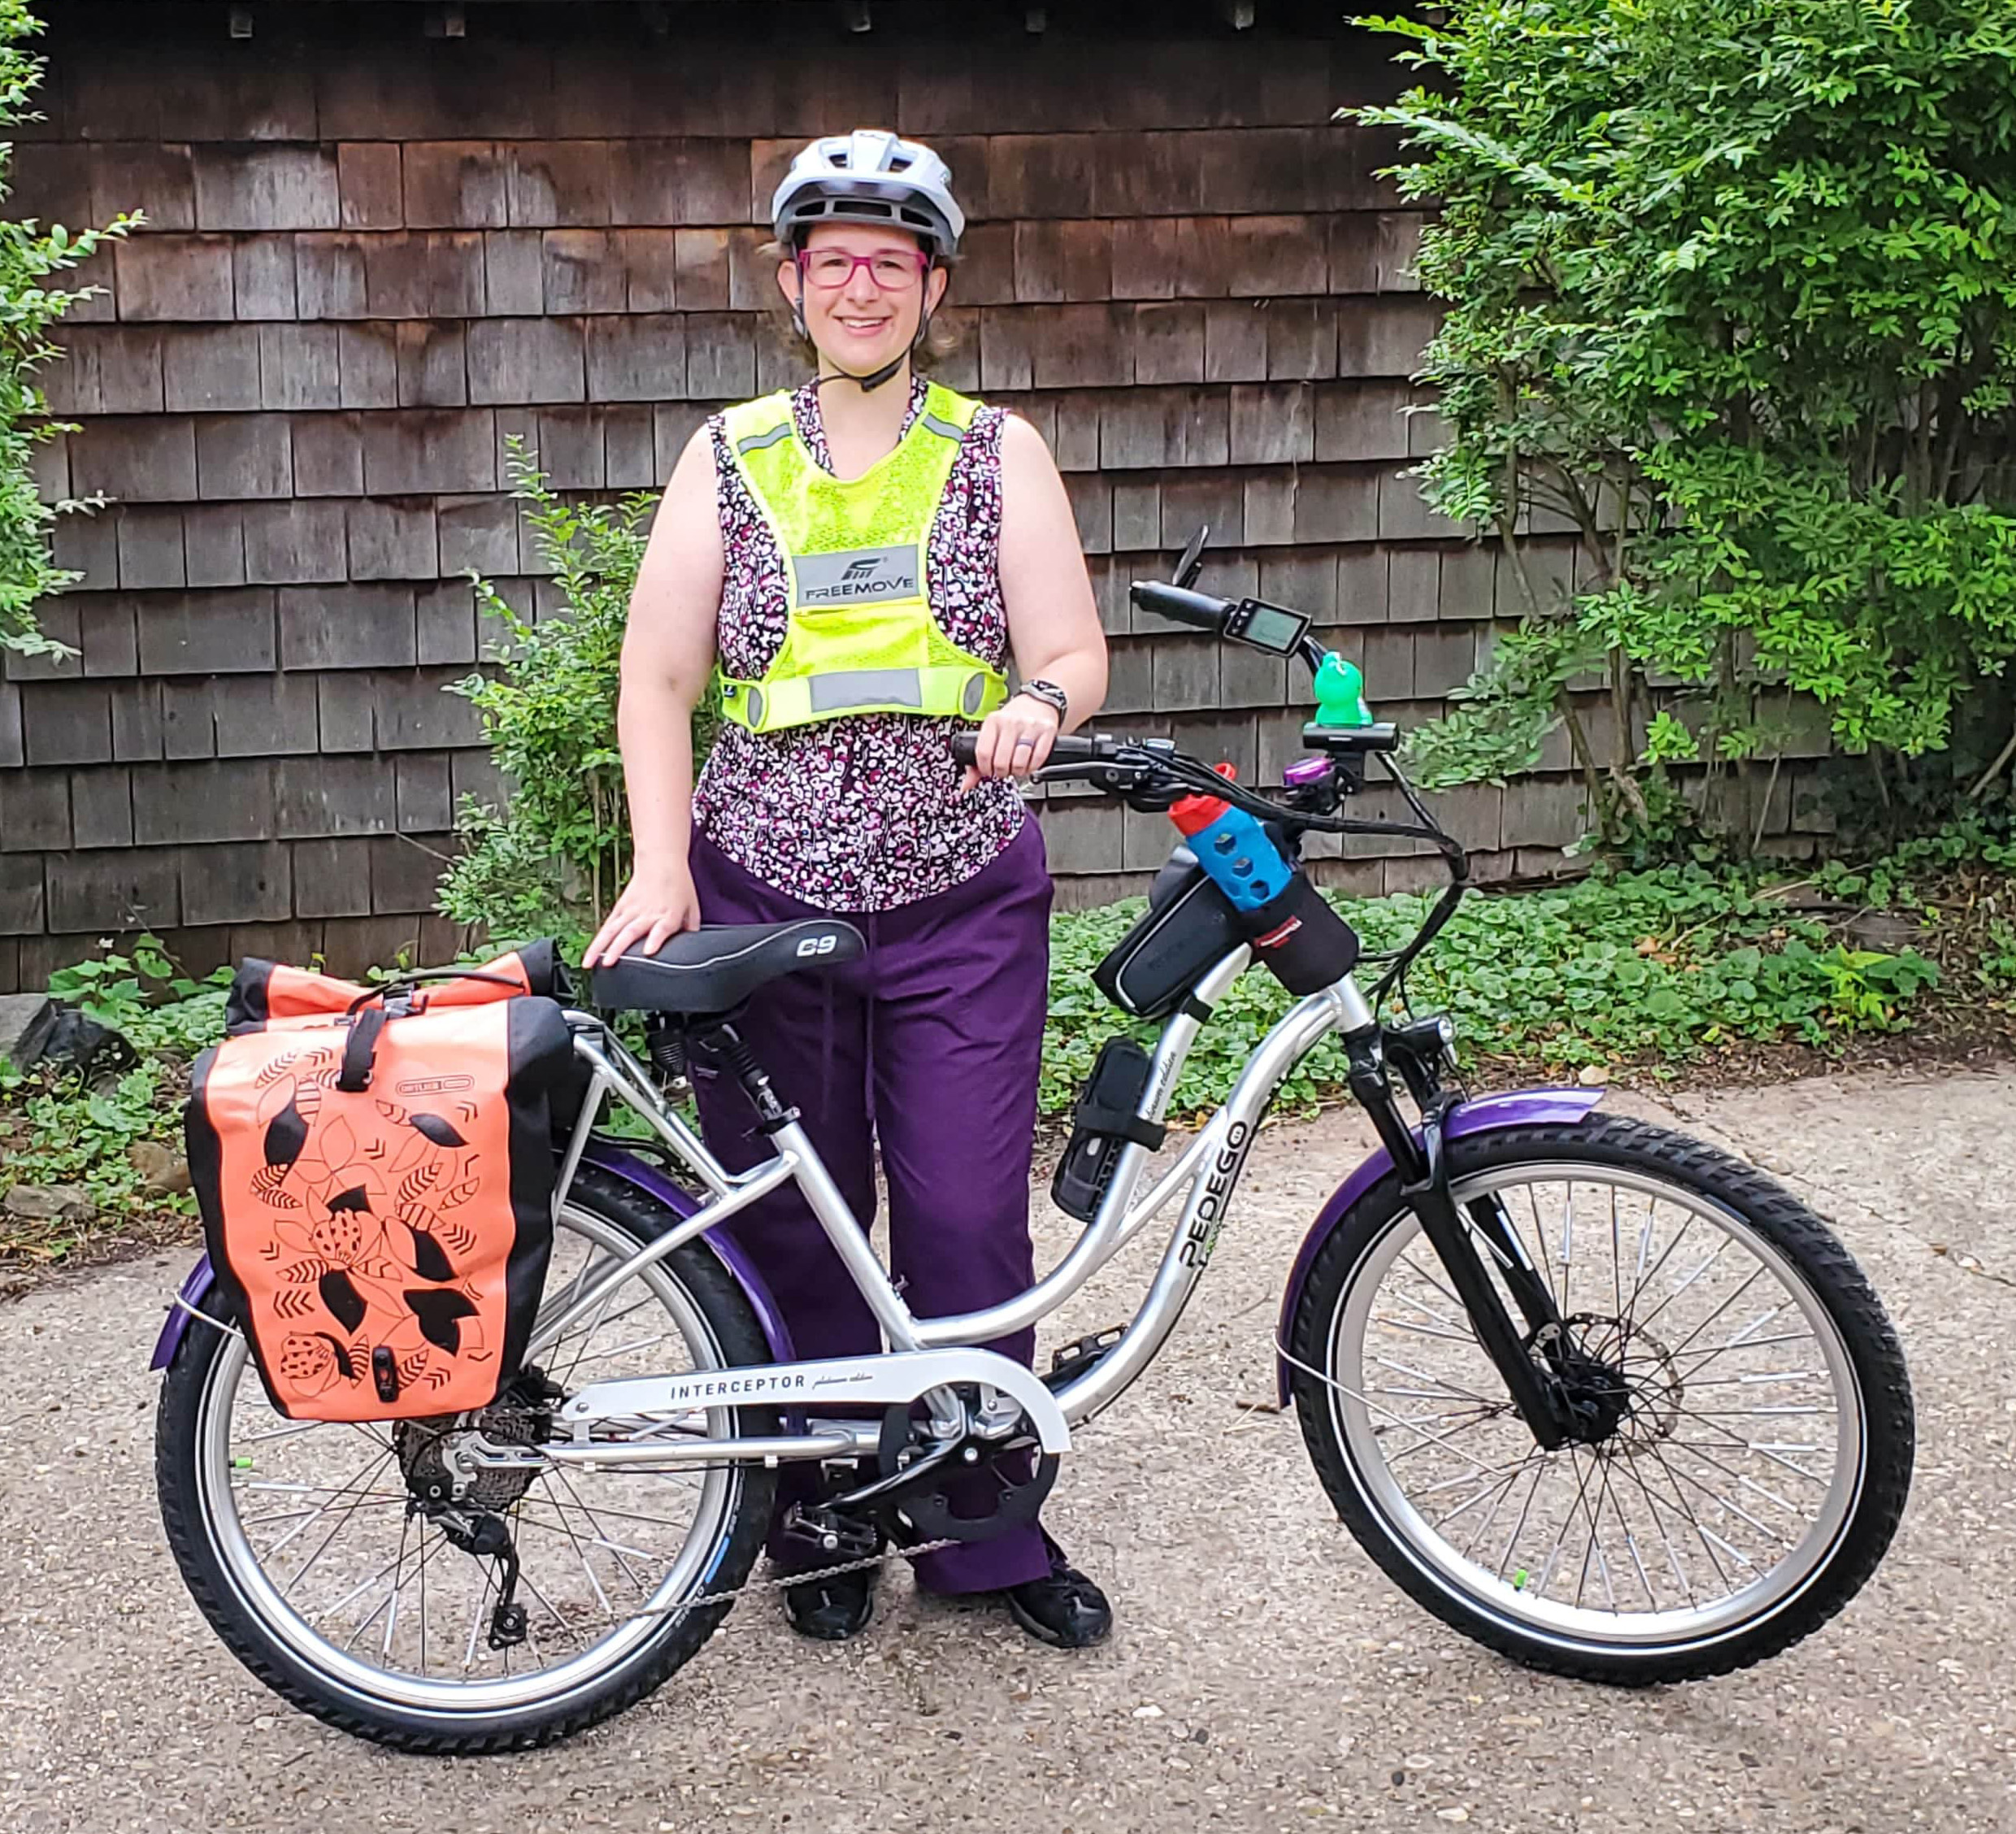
1129, 580, 1235, 632
949, 731, 1113, 767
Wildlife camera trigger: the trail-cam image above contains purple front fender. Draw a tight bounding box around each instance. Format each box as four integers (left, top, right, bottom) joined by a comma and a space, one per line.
149, 1145, 796, 1373
1274, 1089, 1605, 1404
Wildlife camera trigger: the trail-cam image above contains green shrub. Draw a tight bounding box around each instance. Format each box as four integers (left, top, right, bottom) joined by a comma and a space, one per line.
1043, 860, 1961, 1118
1354, 0, 2016, 856
0, 0, 134, 658
437, 450, 697, 945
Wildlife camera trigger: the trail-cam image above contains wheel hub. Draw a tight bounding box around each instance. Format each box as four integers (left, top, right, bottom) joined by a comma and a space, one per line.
1548, 1313, 1683, 1453
394, 1370, 561, 1512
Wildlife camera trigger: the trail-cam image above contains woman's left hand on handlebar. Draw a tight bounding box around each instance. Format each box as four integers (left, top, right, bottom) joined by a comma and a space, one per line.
960, 695, 1061, 793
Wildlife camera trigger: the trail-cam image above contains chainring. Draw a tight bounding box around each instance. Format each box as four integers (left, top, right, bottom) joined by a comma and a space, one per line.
873, 1400, 1059, 1546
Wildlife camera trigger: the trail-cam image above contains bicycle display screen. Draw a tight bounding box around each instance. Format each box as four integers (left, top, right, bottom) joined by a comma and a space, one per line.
1225, 598, 1310, 654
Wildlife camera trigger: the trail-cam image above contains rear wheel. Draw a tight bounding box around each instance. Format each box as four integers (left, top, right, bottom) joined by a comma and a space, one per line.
1287, 1118, 1913, 1684
156, 1167, 777, 1752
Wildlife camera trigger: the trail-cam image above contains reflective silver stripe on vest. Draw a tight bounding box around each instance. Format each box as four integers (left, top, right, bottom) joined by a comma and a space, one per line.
919, 413, 965, 442
809, 668, 924, 713
735, 422, 793, 456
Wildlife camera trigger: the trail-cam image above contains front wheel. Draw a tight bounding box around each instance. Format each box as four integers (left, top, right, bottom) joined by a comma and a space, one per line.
1286, 1117, 1913, 1684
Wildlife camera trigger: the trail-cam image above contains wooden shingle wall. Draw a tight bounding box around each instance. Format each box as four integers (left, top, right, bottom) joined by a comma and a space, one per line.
0, 2, 1827, 989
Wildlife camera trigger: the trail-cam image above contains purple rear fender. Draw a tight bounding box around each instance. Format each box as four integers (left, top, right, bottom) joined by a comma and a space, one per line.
1274, 1089, 1605, 1405
149, 1144, 796, 1373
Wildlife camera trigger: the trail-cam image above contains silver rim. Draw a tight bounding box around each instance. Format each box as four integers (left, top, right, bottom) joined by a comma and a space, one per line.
192, 1202, 745, 1718
1325, 1163, 1866, 1652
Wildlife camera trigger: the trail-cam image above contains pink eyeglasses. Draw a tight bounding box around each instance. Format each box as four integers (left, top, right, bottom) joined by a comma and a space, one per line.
797, 247, 932, 293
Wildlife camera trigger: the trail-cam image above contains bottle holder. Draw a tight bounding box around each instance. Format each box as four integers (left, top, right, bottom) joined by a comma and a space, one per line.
1051, 1037, 1168, 1223
1236, 873, 1362, 995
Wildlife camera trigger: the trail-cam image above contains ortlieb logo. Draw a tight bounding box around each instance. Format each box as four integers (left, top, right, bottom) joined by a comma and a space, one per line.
395, 1074, 476, 1096
795, 544, 919, 606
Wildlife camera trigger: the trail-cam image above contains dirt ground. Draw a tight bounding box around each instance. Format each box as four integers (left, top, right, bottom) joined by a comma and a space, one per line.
2, 1066, 2013, 1834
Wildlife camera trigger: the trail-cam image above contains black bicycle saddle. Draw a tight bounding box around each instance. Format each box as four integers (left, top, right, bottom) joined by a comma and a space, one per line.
587, 920, 866, 1015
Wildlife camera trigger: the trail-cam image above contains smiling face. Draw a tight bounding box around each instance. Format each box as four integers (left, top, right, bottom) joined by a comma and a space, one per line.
780, 220, 949, 379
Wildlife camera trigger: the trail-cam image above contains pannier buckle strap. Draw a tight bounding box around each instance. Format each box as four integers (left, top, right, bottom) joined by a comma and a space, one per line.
336, 1002, 390, 1093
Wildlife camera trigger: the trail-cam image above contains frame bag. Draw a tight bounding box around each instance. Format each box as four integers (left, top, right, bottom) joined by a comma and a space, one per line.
186, 945, 576, 1423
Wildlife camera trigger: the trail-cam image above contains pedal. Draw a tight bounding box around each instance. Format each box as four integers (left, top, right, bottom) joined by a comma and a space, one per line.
780, 1502, 881, 1562
1045, 1326, 1125, 1391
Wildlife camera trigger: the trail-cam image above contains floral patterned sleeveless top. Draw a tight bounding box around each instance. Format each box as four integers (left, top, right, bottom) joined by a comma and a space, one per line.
690, 376, 1027, 914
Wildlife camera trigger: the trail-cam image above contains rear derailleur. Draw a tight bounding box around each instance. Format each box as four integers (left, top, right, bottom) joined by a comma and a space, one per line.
410, 1498, 529, 1649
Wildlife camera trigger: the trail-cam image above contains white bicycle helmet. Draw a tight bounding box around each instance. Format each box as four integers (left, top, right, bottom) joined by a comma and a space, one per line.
771, 129, 964, 261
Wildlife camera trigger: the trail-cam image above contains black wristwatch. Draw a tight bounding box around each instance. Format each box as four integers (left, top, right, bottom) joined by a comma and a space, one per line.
1015, 678, 1069, 724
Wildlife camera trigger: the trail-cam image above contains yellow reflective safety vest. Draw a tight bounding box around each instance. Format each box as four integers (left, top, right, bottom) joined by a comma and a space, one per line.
715, 380, 1010, 735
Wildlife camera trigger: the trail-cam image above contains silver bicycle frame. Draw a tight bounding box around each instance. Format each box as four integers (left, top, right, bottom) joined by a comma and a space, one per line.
521, 948, 1375, 1458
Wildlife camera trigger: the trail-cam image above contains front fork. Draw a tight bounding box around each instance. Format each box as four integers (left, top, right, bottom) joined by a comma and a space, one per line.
1343, 1026, 1578, 1452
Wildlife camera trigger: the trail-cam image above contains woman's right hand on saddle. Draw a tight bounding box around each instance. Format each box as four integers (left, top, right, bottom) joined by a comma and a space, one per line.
580, 862, 702, 968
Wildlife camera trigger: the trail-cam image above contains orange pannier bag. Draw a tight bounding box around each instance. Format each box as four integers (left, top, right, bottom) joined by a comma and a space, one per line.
185, 943, 579, 1422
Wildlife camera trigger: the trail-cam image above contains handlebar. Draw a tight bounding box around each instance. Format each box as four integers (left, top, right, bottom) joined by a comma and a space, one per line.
949, 731, 1115, 768
1129, 580, 1236, 633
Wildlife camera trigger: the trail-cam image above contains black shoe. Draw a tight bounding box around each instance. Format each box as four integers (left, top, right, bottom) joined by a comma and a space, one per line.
1004, 1554, 1112, 1649
782, 1565, 878, 1641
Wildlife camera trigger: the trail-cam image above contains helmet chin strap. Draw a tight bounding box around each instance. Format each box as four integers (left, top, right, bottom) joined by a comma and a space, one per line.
799, 289, 935, 396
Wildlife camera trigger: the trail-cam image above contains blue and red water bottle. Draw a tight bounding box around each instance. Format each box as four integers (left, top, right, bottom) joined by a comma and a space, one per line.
1168, 765, 1294, 911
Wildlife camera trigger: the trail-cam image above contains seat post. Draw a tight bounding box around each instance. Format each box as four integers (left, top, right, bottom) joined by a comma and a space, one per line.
694, 1020, 801, 1134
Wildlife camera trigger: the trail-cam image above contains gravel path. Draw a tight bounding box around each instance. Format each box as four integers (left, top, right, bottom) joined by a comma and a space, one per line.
2, 1067, 2012, 1834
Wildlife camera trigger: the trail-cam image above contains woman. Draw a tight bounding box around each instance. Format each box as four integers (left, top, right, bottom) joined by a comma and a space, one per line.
584, 131, 1112, 1648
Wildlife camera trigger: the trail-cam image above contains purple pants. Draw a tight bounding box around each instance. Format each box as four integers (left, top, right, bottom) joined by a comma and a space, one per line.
686, 819, 1055, 1593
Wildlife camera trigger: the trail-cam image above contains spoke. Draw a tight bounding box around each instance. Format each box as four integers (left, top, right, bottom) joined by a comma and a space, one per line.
1614, 1447, 1696, 1607
270, 1448, 397, 1578
1627, 1210, 1695, 1319
1430, 1454, 1549, 1537
1679, 1371, 1827, 1390
1661, 1437, 1807, 1524
1662, 1407, 1833, 1487
1382, 1406, 1510, 1465
515, 1512, 659, 1566
1631, 1239, 1734, 1338
1495, 1459, 1548, 1584
1458, 1454, 1546, 1558
545, 1467, 654, 1598
1527, 1186, 1562, 1315
1599, 1463, 1659, 1612
240, 1418, 332, 1445
1669, 1330, 1814, 1363
1542, 1449, 1600, 1604
1558, 1182, 1575, 1319
511, 1560, 592, 1652
1654, 1265, 1766, 1359
561, 1331, 679, 1372
463, 1561, 493, 1672
1642, 1441, 1740, 1588
1610, 1185, 1623, 1319
1395, 1256, 1471, 1327
1372, 1314, 1481, 1345
1371, 1355, 1505, 1410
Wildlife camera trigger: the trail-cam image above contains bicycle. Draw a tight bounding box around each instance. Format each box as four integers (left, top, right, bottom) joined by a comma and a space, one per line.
152, 533, 1914, 1752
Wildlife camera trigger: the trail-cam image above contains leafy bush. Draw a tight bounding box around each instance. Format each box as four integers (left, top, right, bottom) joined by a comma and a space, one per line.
0, 1, 133, 657
1354, 0, 2016, 855
0, 937, 228, 1263
1043, 860, 1970, 1119
437, 450, 663, 943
